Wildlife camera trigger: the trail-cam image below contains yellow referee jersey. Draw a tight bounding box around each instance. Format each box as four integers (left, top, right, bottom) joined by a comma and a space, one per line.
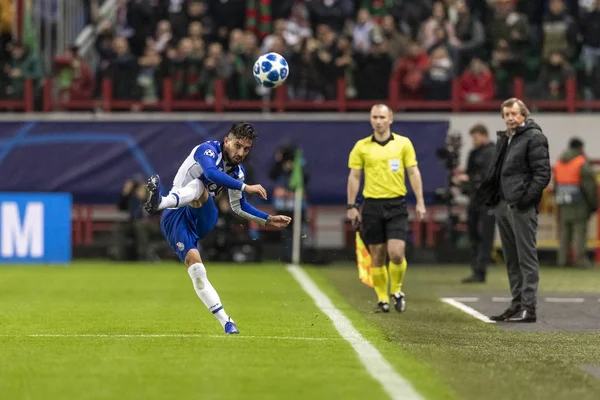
348, 133, 418, 199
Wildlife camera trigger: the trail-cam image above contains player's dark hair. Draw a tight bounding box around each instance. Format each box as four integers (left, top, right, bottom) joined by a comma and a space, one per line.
469, 124, 488, 137
229, 122, 258, 141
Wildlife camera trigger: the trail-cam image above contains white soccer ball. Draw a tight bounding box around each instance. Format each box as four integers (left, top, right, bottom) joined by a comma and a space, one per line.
253, 52, 289, 88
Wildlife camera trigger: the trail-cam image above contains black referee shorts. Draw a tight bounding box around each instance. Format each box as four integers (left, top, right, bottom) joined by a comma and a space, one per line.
361, 196, 408, 245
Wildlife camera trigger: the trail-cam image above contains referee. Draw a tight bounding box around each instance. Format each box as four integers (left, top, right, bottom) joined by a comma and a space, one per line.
347, 104, 426, 313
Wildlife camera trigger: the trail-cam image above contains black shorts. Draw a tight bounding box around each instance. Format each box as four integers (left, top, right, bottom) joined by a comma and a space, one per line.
361, 196, 408, 245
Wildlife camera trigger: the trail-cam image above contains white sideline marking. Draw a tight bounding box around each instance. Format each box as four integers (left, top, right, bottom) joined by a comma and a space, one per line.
286, 264, 423, 400
450, 297, 479, 302
545, 297, 585, 303
492, 297, 512, 302
440, 298, 496, 324
0, 334, 333, 341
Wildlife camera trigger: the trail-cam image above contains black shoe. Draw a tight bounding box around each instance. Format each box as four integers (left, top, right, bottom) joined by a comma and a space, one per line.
373, 301, 390, 313
144, 174, 161, 214
506, 309, 536, 323
461, 275, 486, 284
392, 292, 406, 312
489, 307, 520, 322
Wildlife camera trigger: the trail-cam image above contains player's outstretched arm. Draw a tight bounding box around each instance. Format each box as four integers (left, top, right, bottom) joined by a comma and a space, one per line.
228, 189, 291, 228
195, 144, 246, 192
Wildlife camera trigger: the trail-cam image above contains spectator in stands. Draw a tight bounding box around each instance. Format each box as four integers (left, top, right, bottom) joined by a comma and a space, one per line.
53, 46, 95, 102
288, 37, 323, 100
212, 0, 245, 33
137, 42, 162, 103
380, 15, 409, 61
127, 0, 154, 57
170, 37, 202, 99
452, 0, 485, 73
269, 35, 290, 59
428, 20, 459, 61
109, 37, 140, 100
395, 0, 433, 39
491, 38, 525, 99
488, 0, 531, 59
334, 35, 357, 98
360, 0, 403, 25
534, 50, 575, 100
94, 20, 116, 98
199, 42, 232, 102
229, 31, 261, 100
187, 21, 204, 44
282, 0, 313, 48
164, 0, 188, 39
355, 32, 393, 100
0, 0, 12, 62
186, 0, 215, 42
542, 0, 579, 61
352, 8, 376, 55
588, 58, 600, 99
419, 0, 457, 52
3, 42, 43, 100
306, 0, 354, 32
314, 25, 338, 99
396, 41, 430, 99
261, 19, 288, 53
424, 45, 454, 100
458, 56, 495, 102
153, 19, 174, 55
581, 0, 600, 98
112, 176, 155, 262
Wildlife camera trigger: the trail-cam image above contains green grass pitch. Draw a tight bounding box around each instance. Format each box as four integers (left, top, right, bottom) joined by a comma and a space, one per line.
1, 261, 600, 399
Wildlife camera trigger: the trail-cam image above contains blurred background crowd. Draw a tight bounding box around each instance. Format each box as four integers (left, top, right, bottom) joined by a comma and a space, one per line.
2, 0, 600, 106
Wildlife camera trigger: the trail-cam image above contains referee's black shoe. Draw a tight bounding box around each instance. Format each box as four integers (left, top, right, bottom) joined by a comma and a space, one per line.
392, 292, 407, 312
373, 301, 390, 313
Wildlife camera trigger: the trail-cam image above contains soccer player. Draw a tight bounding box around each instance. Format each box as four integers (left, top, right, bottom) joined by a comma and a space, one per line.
144, 122, 291, 334
346, 104, 426, 313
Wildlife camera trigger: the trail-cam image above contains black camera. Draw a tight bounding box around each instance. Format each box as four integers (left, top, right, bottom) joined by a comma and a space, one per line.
434, 131, 463, 206
436, 131, 462, 171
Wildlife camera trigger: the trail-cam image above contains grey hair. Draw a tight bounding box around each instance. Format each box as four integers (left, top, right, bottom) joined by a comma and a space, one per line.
500, 98, 531, 119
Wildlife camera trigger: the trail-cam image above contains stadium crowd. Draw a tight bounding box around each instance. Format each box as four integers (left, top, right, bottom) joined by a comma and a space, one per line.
2, 0, 600, 104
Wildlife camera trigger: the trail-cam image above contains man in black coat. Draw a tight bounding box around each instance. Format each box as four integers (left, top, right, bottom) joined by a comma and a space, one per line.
457, 124, 497, 283
476, 98, 551, 323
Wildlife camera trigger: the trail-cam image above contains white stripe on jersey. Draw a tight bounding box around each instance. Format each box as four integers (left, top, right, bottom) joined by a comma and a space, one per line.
172, 145, 204, 191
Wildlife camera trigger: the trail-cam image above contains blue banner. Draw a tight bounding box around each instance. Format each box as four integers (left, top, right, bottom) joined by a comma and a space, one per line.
0, 193, 72, 264
0, 121, 449, 205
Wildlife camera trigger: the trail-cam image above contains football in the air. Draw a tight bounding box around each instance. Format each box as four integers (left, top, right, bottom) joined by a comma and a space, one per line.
253, 52, 289, 88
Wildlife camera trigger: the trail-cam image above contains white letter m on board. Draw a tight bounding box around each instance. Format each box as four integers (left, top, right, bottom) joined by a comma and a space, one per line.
1, 202, 44, 258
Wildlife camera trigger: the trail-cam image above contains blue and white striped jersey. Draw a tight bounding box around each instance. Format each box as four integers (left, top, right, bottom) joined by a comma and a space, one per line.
171, 141, 269, 225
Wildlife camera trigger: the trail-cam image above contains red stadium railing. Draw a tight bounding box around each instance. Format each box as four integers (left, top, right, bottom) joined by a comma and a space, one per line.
0, 76, 591, 113
0, 76, 594, 113
0, 79, 34, 112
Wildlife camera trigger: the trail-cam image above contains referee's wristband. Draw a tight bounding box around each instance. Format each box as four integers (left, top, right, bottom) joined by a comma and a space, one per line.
347, 204, 358, 209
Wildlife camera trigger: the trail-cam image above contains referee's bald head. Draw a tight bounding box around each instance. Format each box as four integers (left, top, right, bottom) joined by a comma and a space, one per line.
371, 103, 392, 116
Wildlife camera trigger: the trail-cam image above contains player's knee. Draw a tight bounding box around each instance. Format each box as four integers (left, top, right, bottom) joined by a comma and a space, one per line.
388, 242, 405, 264
369, 246, 387, 267
184, 250, 202, 268
389, 252, 404, 264
188, 262, 208, 291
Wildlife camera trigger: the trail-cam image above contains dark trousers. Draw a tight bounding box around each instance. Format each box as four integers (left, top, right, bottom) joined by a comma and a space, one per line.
557, 205, 591, 268
113, 219, 152, 261
494, 201, 540, 310
467, 203, 496, 278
